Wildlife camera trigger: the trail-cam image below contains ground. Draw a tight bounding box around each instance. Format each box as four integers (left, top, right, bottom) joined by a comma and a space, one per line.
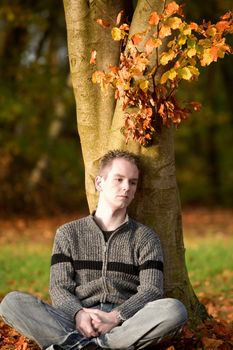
0, 207, 232, 350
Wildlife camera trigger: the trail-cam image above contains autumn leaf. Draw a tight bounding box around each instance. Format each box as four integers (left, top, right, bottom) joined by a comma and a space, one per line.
149, 11, 160, 25
96, 18, 110, 28
160, 50, 176, 65
145, 37, 162, 55
139, 80, 149, 92
131, 34, 142, 45
188, 65, 199, 76
200, 48, 213, 66
159, 24, 172, 38
160, 71, 170, 84
90, 50, 96, 65
206, 27, 217, 37
187, 47, 196, 58
216, 20, 231, 33
164, 1, 180, 17
178, 34, 187, 46
166, 16, 182, 30
116, 10, 124, 25
178, 67, 192, 80
119, 23, 130, 31
111, 27, 124, 41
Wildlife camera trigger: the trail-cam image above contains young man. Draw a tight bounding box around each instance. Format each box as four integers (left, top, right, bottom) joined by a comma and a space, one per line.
0, 150, 187, 350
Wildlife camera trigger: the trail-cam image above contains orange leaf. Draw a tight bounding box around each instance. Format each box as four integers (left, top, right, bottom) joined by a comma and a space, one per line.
145, 37, 162, 55
149, 11, 160, 25
119, 23, 130, 31
96, 18, 110, 28
131, 34, 142, 45
90, 50, 96, 65
164, 1, 180, 17
216, 20, 230, 32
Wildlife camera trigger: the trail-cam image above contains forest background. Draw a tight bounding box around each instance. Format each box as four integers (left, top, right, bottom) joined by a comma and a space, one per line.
0, 0, 233, 216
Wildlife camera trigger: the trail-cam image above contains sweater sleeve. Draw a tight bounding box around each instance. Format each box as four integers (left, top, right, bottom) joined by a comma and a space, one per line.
116, 230, 164, 320
49, 227, 83, 319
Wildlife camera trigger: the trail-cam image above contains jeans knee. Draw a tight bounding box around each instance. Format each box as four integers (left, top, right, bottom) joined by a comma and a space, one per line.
166, 298, 188, 326
0, 291, 26, 318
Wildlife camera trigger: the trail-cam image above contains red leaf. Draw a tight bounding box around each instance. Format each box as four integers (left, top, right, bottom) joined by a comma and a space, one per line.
96, 18, 110, 28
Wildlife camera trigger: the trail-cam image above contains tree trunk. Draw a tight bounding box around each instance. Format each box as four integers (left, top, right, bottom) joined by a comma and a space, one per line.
63, 0, 208, 324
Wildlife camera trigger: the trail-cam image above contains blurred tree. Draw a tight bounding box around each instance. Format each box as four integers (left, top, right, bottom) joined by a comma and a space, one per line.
175, 0, 233, 206
0, 1, 86, 215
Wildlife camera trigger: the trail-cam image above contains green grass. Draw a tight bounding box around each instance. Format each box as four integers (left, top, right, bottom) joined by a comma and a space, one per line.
185, 235, 233, 296
0, 235, 232, 300
0, 242, 51, 300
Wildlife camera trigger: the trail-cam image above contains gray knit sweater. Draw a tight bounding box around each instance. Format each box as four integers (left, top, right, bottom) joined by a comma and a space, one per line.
49, 215, 164, 321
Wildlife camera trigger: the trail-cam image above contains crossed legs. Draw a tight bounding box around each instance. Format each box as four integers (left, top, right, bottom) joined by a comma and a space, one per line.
0, 292, 188, 350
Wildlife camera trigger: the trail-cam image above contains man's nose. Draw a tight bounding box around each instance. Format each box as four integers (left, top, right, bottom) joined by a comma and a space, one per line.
123, 181, 130, 191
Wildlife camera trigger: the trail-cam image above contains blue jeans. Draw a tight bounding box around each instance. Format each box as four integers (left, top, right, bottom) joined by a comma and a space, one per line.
0, 292, 187, 349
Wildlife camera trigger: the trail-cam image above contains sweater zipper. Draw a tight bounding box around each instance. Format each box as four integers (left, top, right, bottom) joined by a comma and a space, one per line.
101, 242, 109, 302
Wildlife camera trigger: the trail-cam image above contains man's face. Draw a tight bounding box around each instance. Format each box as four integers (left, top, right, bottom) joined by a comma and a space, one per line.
96, 158, 139, 211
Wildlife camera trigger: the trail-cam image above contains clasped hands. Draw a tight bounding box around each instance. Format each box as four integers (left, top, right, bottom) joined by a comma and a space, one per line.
75, 307, 121, 338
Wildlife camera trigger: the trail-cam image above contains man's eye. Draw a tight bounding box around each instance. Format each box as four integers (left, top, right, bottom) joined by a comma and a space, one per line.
115, 178, 122, 182
130, 181, 137, 186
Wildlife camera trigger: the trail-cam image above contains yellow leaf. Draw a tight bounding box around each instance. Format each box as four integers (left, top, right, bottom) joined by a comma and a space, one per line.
167, 16, 182, 29
187, 48, 196, 58
159, 24, 172, 39
167, 69, 177, 80
111, 27, 123, 41
160, 71, 170, 84
160, 51, 176, 65
206, 27, 217, 37
183, 26, 192, 36
178, 34, 187, 46
200, 48, 213, 66
188, 65, 199, 76
124, 81, 130, 90
178, 67, 192, 80
139, 80, 149, 92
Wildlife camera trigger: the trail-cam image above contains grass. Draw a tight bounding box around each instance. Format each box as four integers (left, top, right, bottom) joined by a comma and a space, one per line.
185, 235, 233, 296
0, 233, 232, 301
0, 242, 51, 300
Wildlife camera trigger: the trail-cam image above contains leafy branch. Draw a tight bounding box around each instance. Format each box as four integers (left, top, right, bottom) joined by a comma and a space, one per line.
91, 2, 233, 145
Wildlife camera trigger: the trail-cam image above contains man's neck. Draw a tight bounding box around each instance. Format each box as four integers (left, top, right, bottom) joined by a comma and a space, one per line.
94, 205, 127, 231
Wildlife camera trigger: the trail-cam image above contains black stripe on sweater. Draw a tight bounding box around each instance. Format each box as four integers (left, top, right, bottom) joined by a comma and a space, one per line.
139, 260, 163, 272
73, 260, 103, 270
51, 255, 163, 273
51, 253, 73, 265
107, 262, 139, 275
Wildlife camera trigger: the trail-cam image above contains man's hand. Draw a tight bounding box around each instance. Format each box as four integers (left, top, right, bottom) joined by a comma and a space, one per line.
83, 308, 121, 335
75, 309, 100, 338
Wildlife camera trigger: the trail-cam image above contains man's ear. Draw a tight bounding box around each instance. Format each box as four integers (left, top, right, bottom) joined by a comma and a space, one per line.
95, 175, 102, 192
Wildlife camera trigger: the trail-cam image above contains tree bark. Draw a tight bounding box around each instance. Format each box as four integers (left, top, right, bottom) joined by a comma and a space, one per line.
63, 0, 208, 324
